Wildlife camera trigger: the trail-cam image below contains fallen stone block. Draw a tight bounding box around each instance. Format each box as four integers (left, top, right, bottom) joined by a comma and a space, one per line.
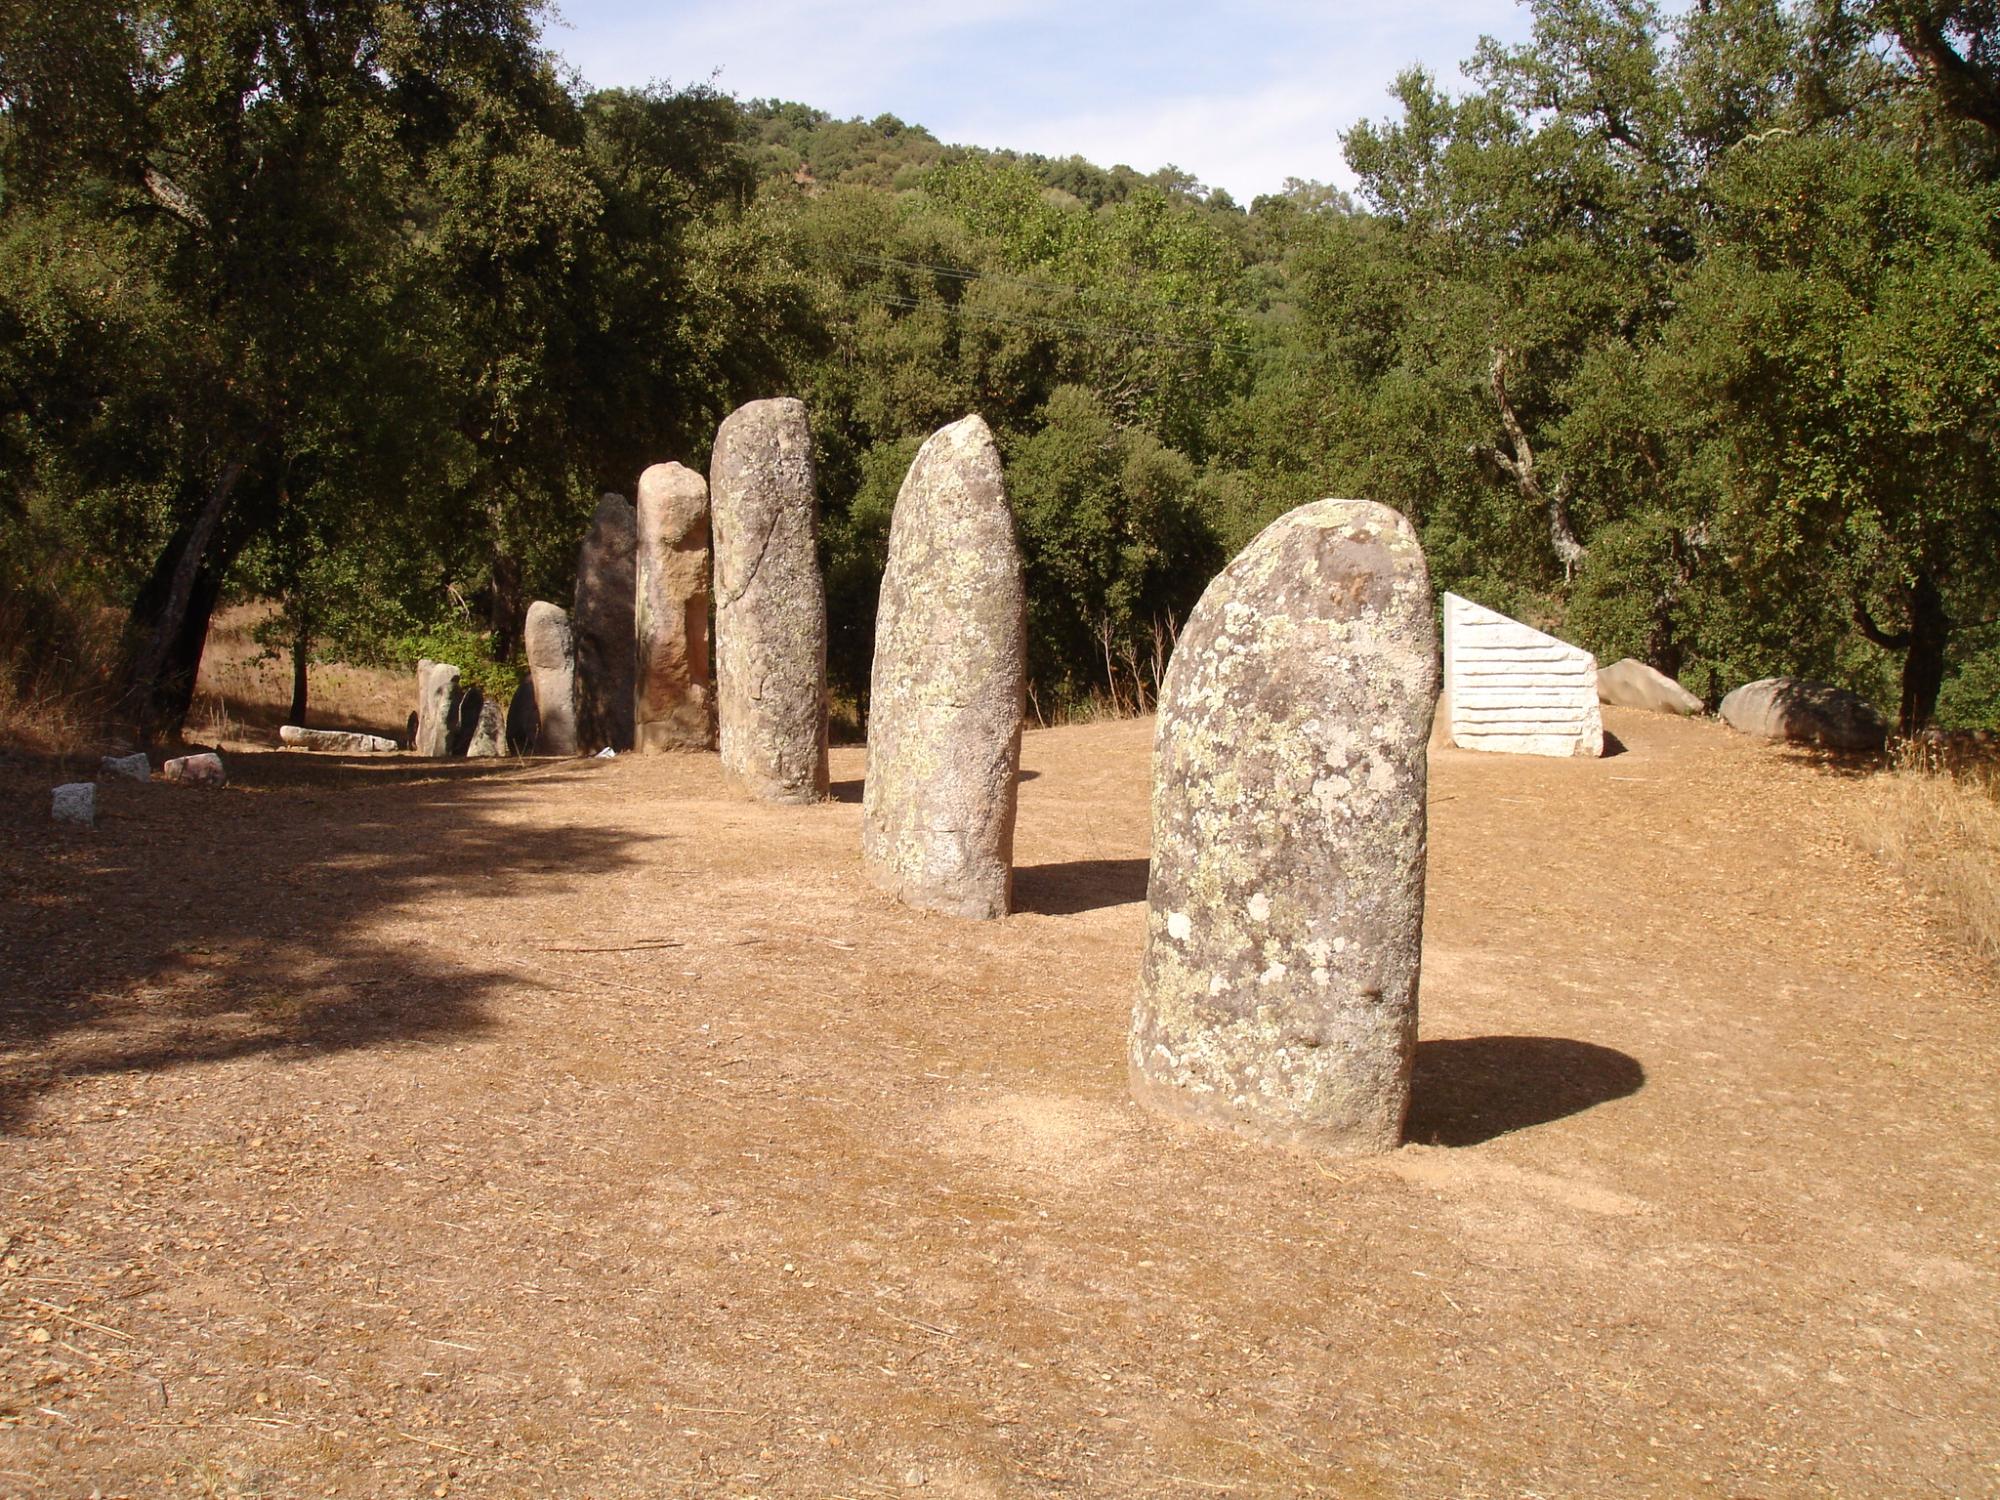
279, 726, 399, 753
1598, 658, 1703, 716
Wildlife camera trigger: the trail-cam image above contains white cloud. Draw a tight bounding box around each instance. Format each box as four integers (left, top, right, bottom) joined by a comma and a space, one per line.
546, 0, 1540, 198
957, 78, 1379, 200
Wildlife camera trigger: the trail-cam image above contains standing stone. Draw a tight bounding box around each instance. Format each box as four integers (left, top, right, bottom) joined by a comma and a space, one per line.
710, 398, 828, 802
573, 492, 637, 752
634, 462, 715, 752
1439, 593, 1602, 757
52, 783, 96, 826
861, 415, 1025, 919
1129, 499, 1436, 1155
523, 601, 579, 755
465, 698, 504, 758
414, 660, 461, 757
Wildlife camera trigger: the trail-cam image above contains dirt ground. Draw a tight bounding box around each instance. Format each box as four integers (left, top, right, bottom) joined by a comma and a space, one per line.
2, 703, 1996, 1498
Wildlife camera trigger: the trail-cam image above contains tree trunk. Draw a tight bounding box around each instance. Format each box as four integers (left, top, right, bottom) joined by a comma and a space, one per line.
1476, 346, 1588, 579
1853, 569, 1952, 736
289, 608, 312, 727
121, 458, 243, 737
127, 558, 230, 742
488, 543, 524, 660
1900, 571, 1949, 735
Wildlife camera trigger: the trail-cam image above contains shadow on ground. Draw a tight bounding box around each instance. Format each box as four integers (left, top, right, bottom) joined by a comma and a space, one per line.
0, 753, 649, 1132
1406, 1035, 1645, 1147
829, 768, 1042, 806
1013, 857, 1150, 916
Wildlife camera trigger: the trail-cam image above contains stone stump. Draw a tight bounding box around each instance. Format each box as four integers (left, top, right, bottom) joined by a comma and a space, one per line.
523, 602, 579, 756
861, 415, 1025, 919
52, 783, 95, 826
573, 492, 637, 752
1129, 499, 1436, 1155
413, 660, 461, 757
465, 698, 504, 758
710, 397, 828, 802
634, 462, 714, 752
100, 752, 151, 781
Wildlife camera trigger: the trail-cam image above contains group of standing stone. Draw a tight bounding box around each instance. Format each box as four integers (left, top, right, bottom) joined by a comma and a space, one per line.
501, 397, 831, 781
437, 393, 1438, 1160
412, 660, 501, 758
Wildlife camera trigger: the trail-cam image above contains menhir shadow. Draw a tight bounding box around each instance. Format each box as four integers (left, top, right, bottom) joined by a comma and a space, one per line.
1405, 1035, 1644, 1147
1012, 857, 1149, 916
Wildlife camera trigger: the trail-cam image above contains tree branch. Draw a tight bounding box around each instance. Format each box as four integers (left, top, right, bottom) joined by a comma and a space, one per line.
1888, 9, 2000, 142
143, 167, 208, 232
1852, 595, 1911, 652
1484, 345, 1588, 579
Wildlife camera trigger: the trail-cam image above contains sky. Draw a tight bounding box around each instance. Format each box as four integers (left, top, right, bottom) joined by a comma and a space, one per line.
542, 0, 1541, 201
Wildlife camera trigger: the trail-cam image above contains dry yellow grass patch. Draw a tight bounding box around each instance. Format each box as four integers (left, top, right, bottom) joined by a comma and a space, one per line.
1862, 746, 2000, 972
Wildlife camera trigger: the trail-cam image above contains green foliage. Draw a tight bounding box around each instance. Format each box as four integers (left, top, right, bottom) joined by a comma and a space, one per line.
1938, 633, 2000, 728
7, 0, 2000, 744
1005, 386, 1218, 703
390, 621, 519, 705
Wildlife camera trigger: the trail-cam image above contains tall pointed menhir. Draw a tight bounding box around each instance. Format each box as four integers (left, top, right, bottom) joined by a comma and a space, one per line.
710, 398, 829, 802
862, 415, 1026, 918
634, 462, 714, 752
573, 491, 637, 752
1129, 499, 1437, 1154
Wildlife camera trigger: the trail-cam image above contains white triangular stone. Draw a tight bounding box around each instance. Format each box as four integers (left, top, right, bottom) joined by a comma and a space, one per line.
1440, 594, 1602, 758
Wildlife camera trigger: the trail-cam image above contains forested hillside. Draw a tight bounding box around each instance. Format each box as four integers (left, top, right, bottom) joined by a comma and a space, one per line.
3, 0, 1997, 742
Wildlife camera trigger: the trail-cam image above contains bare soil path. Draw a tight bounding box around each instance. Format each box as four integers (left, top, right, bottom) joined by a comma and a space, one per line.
1, 709, 1995, 1497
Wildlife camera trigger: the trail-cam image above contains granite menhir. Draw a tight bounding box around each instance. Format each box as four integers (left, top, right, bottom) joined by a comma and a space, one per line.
573, 491, 637, 752
634, 462, 714, 752
710, 398, 828, 802
861, 415, 1025, 919
1130, 499, 1436, 1155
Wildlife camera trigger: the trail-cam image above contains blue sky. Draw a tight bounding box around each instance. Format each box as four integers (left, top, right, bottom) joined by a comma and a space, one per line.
543, 1, 1540, 201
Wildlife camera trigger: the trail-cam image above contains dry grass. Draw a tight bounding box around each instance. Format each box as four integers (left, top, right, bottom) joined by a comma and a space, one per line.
0, 576, 121, 757
3, 709, 1997, 1496
1862, 745, 2000, 972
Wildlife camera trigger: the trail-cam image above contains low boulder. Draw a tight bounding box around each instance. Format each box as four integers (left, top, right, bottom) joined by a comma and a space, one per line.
100, 752, 152, 781
1598, 658, 1704, 716
1720, 677, 1888, 752
162, 752, 227, 787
